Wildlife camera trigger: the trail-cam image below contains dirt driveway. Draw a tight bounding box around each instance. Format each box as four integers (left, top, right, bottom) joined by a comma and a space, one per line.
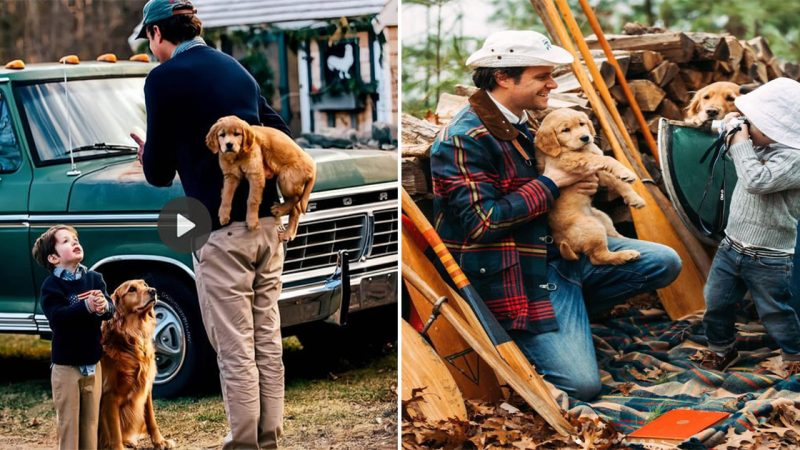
0, 306, 398, 449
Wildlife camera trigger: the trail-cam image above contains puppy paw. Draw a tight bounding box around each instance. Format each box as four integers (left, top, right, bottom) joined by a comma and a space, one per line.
615, 250, 641, 264
152, 438, 176, 450
219, 207, 231, 226
587, 163, 607, 174
626, 194, 646, 209
589, 249, 641, 265
271, 202, 285, 218
617, 168, 637, 183
247, 218, 260, 230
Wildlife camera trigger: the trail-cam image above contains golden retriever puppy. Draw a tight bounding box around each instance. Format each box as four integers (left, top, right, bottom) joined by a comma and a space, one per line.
206, 115, 268, 230
253, 127, 317, 241
535, 108, 646, 265
207, 116, 316, 240
99, 280, 173, 450
258, 125, 316, 241
685, 81, 740, 125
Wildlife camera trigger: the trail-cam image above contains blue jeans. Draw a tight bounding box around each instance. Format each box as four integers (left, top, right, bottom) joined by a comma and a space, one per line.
703, 240, 800, 357
509, 237, 681, 401
791, 222, 800, 313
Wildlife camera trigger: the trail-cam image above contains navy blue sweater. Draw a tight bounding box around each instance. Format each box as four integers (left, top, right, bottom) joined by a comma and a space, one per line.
40, 271, 114, 366
142, 45, 291, 230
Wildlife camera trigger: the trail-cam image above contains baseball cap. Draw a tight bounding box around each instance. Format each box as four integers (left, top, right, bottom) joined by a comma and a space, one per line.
466, 30, 573, 69
136, 0, 197, 39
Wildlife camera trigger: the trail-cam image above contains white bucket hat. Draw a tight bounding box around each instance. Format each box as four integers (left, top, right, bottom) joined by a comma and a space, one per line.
734, 77, 800, 148
466, 30, 573, 69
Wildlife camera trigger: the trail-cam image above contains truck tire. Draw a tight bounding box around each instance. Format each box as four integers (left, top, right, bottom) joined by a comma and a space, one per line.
143, 274, 215, 398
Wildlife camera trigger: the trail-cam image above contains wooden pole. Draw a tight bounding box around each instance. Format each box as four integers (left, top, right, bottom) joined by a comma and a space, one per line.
534, 0, 707, 319
553, 0, 711, 277
577, 0, 661, 165
554, 0, 646, 172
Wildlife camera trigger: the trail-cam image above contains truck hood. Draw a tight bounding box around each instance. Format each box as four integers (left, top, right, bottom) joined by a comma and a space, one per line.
68, 148, 398, 212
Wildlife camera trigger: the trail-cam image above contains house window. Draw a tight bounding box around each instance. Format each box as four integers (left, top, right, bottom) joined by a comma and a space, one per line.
311, 38, 369, 112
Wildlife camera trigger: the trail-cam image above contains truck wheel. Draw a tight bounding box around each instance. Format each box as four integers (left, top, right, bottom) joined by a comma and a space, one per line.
144, 274, 214, 398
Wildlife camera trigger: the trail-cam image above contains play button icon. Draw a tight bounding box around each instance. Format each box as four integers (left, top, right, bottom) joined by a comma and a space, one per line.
157, 197, 211, 253
176, 214, 195, 238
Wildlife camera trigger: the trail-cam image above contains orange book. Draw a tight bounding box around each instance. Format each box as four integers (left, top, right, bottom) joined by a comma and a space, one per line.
627, 409, 729, 447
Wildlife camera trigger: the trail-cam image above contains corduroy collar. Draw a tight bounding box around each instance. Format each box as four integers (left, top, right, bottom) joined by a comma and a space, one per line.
469, 89, 523, 142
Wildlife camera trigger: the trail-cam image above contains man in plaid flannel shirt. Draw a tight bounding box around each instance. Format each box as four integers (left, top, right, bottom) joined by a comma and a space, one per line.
430, 30, 682, 401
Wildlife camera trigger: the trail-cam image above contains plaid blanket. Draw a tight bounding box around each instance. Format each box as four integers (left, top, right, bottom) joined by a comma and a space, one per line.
557, 305, 800, 447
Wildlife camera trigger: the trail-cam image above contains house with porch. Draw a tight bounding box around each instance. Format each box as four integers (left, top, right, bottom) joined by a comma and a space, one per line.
132, 0, 397, 140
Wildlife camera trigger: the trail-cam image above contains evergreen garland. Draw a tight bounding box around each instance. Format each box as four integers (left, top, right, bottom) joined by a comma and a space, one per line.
201, 15, 386, 101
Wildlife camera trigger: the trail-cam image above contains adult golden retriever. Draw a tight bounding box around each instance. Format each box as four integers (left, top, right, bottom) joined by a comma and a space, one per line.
206, 116, 316, 239
685, 81, 740, 125
99, 280, 173, 450
535, 108, 645, 265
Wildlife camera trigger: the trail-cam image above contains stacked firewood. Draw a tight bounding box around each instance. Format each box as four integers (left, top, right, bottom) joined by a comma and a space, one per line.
402, 28, 796, 200
579, 28, 797, 140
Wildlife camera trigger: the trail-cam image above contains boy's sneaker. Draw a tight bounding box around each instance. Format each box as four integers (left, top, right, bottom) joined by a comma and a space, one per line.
698, 349, 740, 371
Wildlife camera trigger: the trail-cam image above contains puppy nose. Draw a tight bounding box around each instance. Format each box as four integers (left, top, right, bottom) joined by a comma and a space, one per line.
706, 109, 719, 118
148, 288, 157, 296
225, 142, 233, 149
580, 135, 591, 143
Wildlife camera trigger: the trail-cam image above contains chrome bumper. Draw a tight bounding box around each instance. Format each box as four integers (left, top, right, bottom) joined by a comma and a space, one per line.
277, 254, 397, 328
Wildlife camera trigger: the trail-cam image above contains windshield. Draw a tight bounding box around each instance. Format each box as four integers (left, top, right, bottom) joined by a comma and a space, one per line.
17, 77, 146, 163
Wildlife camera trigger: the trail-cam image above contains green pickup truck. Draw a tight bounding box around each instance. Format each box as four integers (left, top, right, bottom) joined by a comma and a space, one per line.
0, 60, 398, 397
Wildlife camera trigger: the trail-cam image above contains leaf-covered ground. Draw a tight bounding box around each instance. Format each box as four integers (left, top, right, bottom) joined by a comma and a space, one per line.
403, 294, 800, 449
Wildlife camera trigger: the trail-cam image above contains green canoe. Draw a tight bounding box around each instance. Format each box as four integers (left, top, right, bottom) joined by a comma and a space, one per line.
658, 118, 739, 245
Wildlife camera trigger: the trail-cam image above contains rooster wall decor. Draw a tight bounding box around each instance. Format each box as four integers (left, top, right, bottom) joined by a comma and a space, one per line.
327, 43, 354, 80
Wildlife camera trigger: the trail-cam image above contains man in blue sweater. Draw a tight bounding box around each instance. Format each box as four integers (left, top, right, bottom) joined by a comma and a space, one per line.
133, 1, 290, 448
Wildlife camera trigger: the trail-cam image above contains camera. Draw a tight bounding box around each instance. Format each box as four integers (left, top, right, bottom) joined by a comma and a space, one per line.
710, 117, 748, 134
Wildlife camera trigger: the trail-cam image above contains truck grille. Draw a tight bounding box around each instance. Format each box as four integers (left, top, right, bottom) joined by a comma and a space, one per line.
283, 215, 365, 273
281, 207, 396, 275
370, 209, 398, 257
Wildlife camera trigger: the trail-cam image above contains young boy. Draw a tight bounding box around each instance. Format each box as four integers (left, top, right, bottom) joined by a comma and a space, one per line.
32, 225, 115, 450
700, 77, 800, 375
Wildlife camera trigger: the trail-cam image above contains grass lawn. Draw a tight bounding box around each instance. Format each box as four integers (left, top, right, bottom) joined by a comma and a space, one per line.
0, 313, 398, 449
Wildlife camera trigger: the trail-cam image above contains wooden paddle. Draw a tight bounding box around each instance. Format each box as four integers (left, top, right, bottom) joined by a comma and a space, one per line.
551, 0, 711, 279
402, 264, 574, 435
401, 189, 573, 435
536, 0, 707, 319
401, 319, 468, 421
576, 0, 660, 166
403, 225, 503, 402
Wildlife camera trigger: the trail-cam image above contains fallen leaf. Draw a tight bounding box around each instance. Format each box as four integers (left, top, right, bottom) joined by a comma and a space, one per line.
614, 382, 635, 396
500, 402, 520, 414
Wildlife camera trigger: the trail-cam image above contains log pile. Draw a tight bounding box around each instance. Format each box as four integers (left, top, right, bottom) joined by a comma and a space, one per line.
580, 29, 797, 139
401, 28, 797, 202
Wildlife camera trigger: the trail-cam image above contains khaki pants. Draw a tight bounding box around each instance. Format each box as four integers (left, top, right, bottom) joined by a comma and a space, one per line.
194, 217, 285, 449
51, 362, 102, 450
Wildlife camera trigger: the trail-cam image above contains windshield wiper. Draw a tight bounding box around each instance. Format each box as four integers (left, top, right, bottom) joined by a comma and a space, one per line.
66, 143, 138, 154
